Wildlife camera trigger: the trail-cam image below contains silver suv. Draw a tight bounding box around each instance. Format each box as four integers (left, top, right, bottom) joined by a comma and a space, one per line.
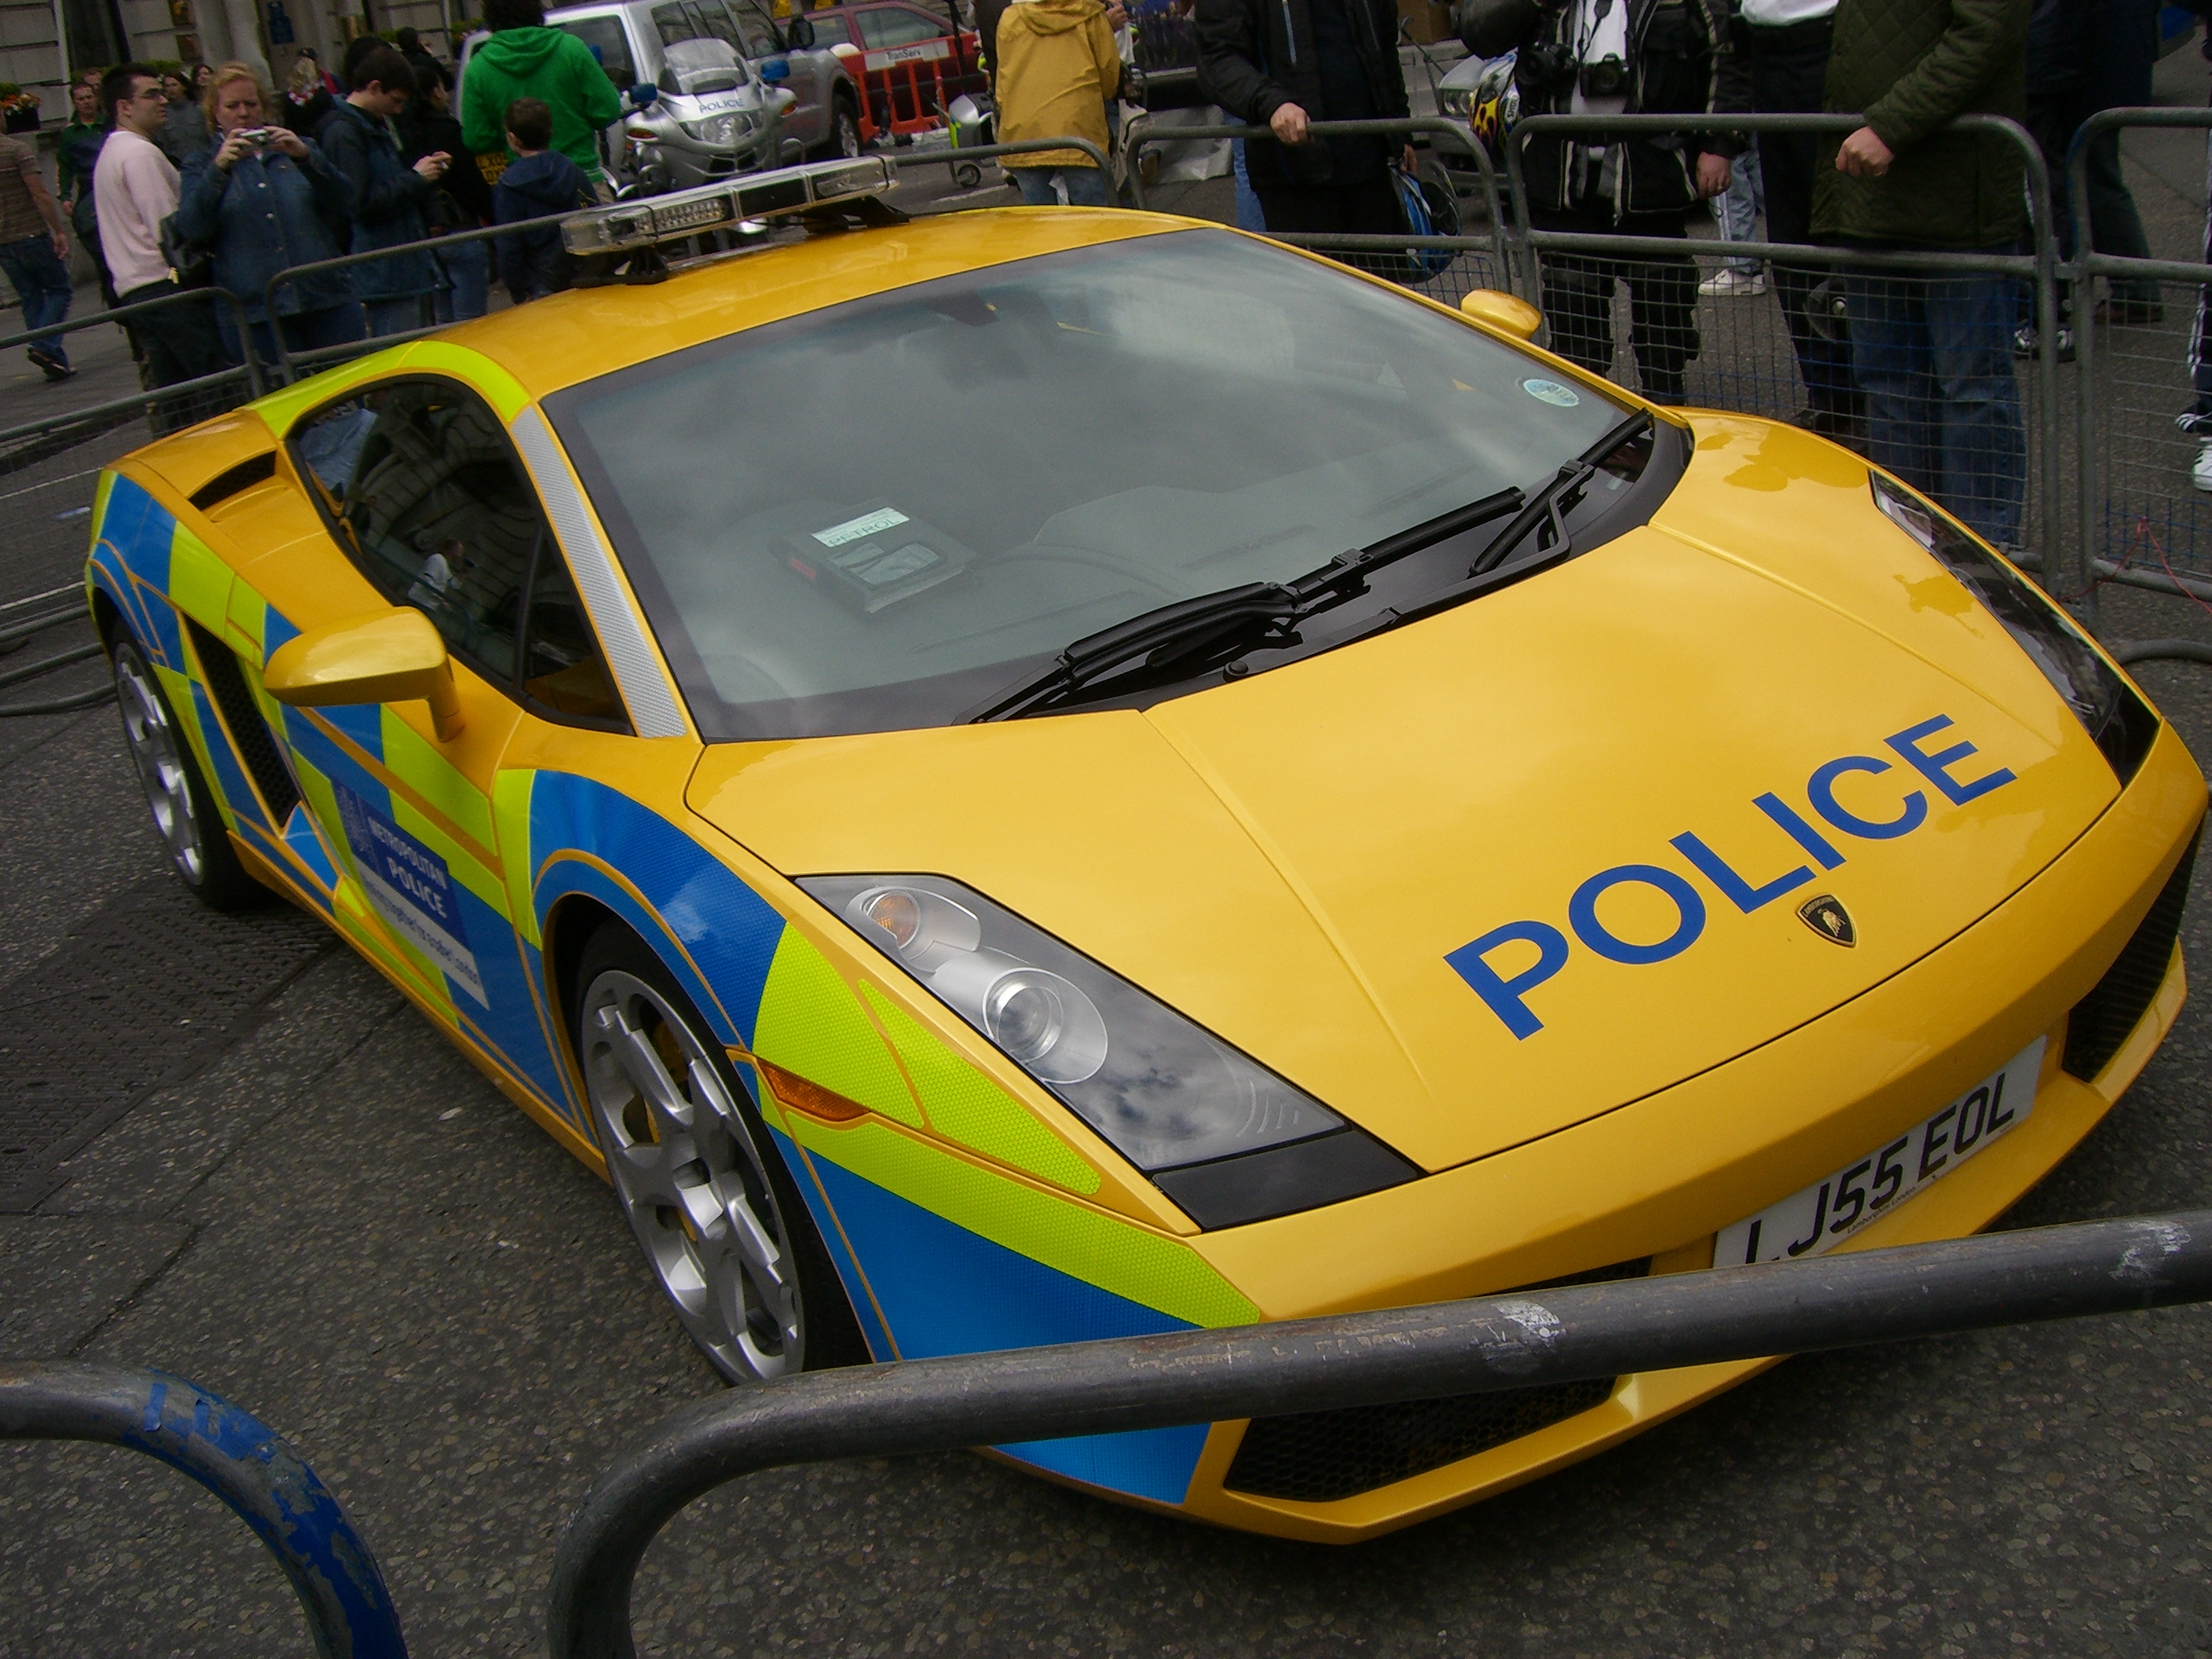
463, 0, 861, 192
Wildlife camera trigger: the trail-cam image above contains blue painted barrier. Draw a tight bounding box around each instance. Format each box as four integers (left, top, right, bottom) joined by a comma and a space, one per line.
0, 1360, 407, 1659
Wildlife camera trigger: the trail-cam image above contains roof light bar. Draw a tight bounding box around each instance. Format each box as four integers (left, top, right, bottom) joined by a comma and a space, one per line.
561, 156, 896, 255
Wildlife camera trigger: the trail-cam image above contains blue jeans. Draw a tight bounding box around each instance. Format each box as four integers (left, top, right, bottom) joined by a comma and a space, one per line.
434, 237, 489, 323
1012, 166, 1110, 207
236, 301, 367, 372
1232, 137, 1265, 232
0, 233, 72, 364
1707, 147, 1763, 278
364, 294, 430, 338
1845, 266, 2027, 550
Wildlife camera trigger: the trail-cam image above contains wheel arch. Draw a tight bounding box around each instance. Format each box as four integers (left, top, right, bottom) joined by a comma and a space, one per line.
543, 890, 628, 1068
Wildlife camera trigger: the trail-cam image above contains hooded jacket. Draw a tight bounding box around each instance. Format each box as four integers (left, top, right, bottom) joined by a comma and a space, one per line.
461, 26, 623, 184
493, 148, 593, 299
1196, 0, 1411, 189
1811, 0, 2028, 251
995, 0, 1122, 170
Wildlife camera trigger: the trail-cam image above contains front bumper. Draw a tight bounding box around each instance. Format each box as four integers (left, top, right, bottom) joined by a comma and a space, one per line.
1148, 718, 2205, 1542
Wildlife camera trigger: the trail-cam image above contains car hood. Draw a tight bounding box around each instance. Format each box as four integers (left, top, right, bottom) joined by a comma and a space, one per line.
685, 417, 2126, 1173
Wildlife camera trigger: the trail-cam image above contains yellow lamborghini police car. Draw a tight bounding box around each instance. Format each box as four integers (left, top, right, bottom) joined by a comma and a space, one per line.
86, 156, 2204, 1542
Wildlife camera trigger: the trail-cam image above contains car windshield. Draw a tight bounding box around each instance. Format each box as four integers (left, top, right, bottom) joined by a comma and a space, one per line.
663, 36, 746, 91
548, 229, 1639, 742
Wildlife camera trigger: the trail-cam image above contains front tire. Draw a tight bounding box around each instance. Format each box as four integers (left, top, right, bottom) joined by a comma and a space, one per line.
818, 97, 862, 160
112, 637, 266, 911
573, 925, 868, 1382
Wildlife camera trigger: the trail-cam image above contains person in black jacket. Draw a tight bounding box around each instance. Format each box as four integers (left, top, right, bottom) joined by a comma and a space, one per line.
1458, 0, 1747, 402
403, 63, 496, 321
1194, 0, 1418, 243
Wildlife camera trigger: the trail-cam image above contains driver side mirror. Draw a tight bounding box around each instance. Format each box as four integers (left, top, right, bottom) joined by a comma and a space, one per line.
785, 13, 814, 46
264, 607, 466, 741
1459, 288, 1543, 342
628, 82, 659, 109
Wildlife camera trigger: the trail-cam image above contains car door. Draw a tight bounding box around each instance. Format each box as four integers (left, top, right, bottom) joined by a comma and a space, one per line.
725, 0, 826, 145
855, 3, 984, 103
268, 375, 593, 1114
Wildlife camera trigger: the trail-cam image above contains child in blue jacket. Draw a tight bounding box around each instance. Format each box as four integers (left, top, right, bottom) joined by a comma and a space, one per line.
492, 97, 592, 302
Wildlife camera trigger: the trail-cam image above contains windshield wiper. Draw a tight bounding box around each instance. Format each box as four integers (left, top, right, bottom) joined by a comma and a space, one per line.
965, 486, 1522, 722
1469, 409, 1655, 578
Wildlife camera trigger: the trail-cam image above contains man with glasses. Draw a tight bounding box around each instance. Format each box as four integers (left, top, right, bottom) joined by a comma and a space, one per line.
94, 64, 233, 425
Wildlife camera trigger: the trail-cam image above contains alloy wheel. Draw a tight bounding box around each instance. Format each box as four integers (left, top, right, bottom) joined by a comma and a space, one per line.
114, 645, 206, 884
580, 967, 804, 1379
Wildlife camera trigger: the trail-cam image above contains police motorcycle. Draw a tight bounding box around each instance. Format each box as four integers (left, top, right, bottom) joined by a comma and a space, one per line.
619, 35, 800, 195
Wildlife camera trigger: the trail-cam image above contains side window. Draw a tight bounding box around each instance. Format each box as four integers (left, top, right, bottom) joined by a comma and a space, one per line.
290, 379, 543, 688
727, 0, 782, 58
801, 9, 851, 45
290, 379, 632, 733
521, 553, 626, 726
653, 1, 704, 44
858, 6, 945, 46
698, 0, 748, 53
558, 16, 637, 89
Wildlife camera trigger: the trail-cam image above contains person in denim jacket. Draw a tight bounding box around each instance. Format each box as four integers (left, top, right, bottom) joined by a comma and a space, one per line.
178, 63, 365, 368
319, 44, 452, 337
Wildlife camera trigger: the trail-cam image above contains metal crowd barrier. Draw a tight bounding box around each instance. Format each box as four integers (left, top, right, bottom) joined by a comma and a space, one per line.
259, 203, 584, 383
2067, 106, 2212, 661
0, 285, 269, 716
1132, 114, 1513, 289
1505, 112, 2060, 583
0, 1359, 408, 1657
548, 1208, 2212, 1658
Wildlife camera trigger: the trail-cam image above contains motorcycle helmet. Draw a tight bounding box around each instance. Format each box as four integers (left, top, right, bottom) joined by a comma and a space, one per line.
1391, 164, 1463, 283
1467, 49, 1520, 153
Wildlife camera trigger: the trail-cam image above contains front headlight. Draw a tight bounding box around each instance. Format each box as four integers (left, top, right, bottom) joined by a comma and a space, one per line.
1440, 87, 1472, 115
1870, 473, 2158, 784
799, 874, 1418, 1229
680, 112, 745, 145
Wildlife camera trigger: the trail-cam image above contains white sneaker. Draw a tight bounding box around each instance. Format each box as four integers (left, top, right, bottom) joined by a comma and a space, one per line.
2194, 441, 2212, 493
1699, 268, 1767, 298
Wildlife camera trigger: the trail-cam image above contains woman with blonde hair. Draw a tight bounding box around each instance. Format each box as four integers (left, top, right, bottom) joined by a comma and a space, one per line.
176, 62, 364, 365
282, 53, 335, 136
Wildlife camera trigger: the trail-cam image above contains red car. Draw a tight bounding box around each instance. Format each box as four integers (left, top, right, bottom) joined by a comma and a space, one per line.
803, 0, 987, 130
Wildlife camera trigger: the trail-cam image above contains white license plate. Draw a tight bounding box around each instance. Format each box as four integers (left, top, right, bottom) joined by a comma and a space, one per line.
1716, 1038, 2044, 1267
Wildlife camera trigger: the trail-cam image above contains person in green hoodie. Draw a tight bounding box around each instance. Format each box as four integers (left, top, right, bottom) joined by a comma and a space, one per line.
461, 0, 624, 196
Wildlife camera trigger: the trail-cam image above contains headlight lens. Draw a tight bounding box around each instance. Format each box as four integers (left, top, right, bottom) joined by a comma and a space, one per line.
800, 873, 1418, 1227
681, 112, 749, 145
1870, 473, 2158, 783
1440, 88, 1472, 115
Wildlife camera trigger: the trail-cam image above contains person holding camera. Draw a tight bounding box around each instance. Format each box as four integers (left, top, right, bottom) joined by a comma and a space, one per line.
176, 62, 364, 367
1457, 0, 1748, 404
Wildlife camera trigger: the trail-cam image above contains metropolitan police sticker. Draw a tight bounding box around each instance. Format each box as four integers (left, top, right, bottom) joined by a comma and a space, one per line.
1521, 378, 1580, 408
331, 780, 489, 1005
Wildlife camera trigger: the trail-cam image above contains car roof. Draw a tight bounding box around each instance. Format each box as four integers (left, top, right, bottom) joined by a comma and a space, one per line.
425, 207, 1196, 404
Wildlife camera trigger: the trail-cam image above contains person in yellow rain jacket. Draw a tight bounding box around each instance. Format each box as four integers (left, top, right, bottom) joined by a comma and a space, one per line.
994, 0, 1122, 206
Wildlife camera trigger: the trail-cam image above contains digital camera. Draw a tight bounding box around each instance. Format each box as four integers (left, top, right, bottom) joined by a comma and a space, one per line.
1578, 55, 1627, 97
1517, 38, 1576, 93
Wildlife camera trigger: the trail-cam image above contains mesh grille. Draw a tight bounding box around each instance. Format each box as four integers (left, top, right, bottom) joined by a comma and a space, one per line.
1223, 1259, 1647, 1505
185, 619, 301, 826
2062, 828, 2198, 1082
